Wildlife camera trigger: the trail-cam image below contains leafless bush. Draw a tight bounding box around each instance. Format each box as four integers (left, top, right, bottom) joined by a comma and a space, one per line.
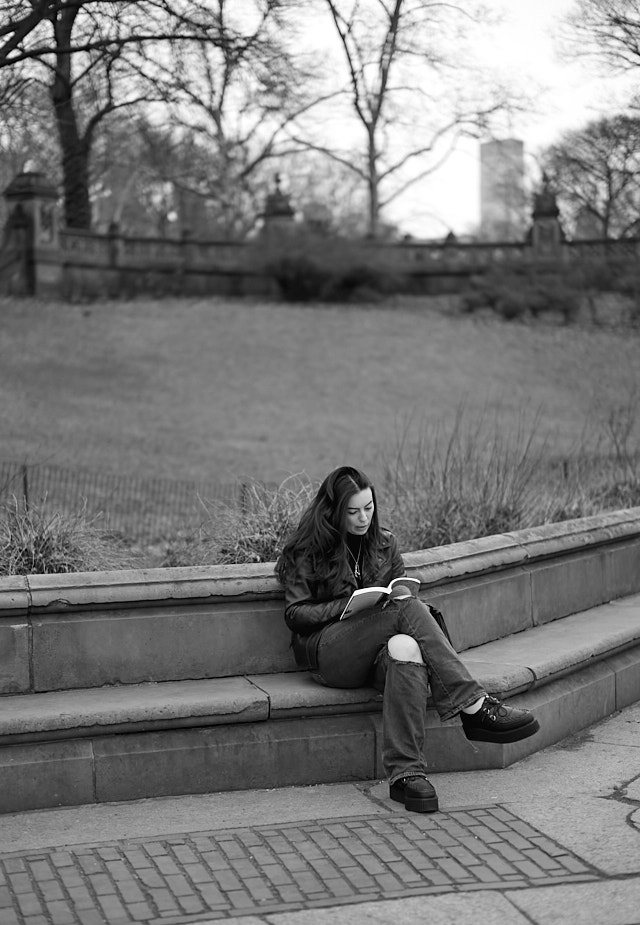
161, 474, 318, 566
0, 497, 128, 575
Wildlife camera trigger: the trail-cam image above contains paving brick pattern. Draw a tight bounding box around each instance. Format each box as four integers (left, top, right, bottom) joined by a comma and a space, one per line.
0, 807, 601, 924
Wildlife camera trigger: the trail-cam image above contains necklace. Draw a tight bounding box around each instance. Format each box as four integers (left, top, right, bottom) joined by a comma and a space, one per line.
346, 538, 363, 580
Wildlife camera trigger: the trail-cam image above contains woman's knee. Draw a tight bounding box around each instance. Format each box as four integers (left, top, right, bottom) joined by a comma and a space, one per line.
387, 633, 424, 663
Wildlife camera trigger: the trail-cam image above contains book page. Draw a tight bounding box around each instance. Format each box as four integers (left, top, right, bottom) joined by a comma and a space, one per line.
339, 577, 421, 619
339, 587, 388, 619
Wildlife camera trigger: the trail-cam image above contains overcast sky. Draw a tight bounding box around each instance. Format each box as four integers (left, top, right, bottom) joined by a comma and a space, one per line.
396, 0, 637, 237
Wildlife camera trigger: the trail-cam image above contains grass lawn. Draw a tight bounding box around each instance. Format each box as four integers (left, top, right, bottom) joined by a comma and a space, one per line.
0, 295, 638, 489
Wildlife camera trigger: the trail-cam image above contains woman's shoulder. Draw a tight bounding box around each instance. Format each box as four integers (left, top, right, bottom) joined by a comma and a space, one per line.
378, 527, 397, 548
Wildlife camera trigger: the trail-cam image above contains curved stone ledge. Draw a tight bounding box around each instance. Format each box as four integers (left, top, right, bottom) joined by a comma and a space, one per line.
402, 533, 523, 583
506, 508, 640, 559
403, 508, 640, 583
0, 576, 30, 615
24, 562, 280, 613
1, 507, 639, 616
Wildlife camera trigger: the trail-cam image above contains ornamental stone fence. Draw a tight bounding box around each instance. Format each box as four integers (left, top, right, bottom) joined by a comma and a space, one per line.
3, 170, 640, 301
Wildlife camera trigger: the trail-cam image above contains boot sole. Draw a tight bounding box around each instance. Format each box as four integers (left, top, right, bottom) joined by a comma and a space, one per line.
389, 783, 439, 813
464, 718, 540, 744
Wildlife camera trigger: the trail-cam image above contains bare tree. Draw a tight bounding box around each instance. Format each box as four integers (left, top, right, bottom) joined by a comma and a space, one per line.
541, 114, 640, 238
288, 0, 511, 237
0, 57, 31, 110
565, 0, 640, 72
0, 71, 59, 228
0, 2, 196, 226
0, 1, 212, 69
283, 150, 370, 235
0, 1, 62, 69
145, 0, 320, 238
0, 1, 302, 229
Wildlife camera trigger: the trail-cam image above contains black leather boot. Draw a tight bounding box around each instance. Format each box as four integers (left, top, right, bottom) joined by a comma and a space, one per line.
389, 775, 439, 813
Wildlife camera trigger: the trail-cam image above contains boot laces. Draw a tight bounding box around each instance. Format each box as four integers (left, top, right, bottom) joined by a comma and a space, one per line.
483, 694, 507, 717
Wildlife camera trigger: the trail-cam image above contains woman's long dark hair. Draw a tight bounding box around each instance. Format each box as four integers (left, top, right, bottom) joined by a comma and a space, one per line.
275, 466, 383, 596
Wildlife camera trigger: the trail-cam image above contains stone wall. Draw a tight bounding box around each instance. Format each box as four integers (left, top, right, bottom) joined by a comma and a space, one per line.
2, 507, 640, 695
1, 508, 640, 810
3, 170, 640, 300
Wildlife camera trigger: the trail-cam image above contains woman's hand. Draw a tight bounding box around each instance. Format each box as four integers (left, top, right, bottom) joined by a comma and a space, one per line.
389, 584, 413, 601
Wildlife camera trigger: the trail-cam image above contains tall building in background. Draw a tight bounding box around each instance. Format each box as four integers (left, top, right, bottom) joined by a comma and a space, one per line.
480, 139, 526, 242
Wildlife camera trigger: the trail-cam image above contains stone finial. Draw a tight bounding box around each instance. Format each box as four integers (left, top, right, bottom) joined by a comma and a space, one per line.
529, 172, 564, 253
532, 172, 560, 220
262, 174, 295, 220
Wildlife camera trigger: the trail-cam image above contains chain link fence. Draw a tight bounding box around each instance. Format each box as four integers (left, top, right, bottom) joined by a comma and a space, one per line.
0, 459, 249, 542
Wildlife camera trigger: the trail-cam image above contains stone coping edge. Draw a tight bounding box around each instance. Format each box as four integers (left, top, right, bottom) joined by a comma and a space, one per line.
1, 507, 639, 615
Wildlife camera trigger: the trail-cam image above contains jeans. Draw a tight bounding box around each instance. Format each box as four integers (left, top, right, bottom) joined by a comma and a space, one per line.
312, 597, 484, 785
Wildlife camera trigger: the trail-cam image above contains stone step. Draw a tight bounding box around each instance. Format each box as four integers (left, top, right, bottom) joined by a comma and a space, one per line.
0, 593, 639, 814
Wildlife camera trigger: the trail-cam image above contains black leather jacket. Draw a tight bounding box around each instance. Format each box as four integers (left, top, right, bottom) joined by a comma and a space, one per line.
283, 529, 406, 671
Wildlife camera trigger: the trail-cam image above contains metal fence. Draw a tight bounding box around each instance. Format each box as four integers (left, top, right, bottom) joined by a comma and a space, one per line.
0, 459, 246, 542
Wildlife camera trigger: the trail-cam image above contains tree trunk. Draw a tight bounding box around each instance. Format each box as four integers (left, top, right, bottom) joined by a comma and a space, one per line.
51, 83, 92, 229
49, 5, 92, 229
367, 132, 379, 238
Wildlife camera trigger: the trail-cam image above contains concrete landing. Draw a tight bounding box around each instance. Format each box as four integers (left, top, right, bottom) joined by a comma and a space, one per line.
0, 701, 639, 925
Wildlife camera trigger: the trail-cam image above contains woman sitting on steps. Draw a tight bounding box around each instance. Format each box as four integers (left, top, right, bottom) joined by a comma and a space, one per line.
275, 465, 540, 815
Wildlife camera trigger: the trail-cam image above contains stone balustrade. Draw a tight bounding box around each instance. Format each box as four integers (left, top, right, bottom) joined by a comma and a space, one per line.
4, 169, 640, 299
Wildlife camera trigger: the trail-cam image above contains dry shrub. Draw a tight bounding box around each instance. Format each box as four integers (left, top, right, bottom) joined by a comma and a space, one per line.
161, 409, 640, 567
0, 497, 128, 575
4, 407, 638, 574
381, 406, 550, 550
161, 474, 318, 566
381, 406, 640, 553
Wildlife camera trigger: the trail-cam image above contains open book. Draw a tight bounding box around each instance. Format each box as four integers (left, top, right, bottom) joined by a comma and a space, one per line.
339, 577, 421, 620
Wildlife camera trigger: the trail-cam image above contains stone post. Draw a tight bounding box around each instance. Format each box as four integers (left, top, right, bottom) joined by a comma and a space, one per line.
260, 174, 296, 241
180, 226, 194, 289
107, 219, 123, 265
2, 171, 62, 296
255, 175, 297, 295
529, 173, 564, 257
0, 202, 31, 295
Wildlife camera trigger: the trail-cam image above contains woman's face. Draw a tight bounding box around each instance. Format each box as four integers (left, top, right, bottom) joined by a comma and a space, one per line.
344, 487, 374, 535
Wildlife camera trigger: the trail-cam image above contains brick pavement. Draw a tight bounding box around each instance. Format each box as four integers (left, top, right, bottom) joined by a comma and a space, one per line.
0, 806, 603, 925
